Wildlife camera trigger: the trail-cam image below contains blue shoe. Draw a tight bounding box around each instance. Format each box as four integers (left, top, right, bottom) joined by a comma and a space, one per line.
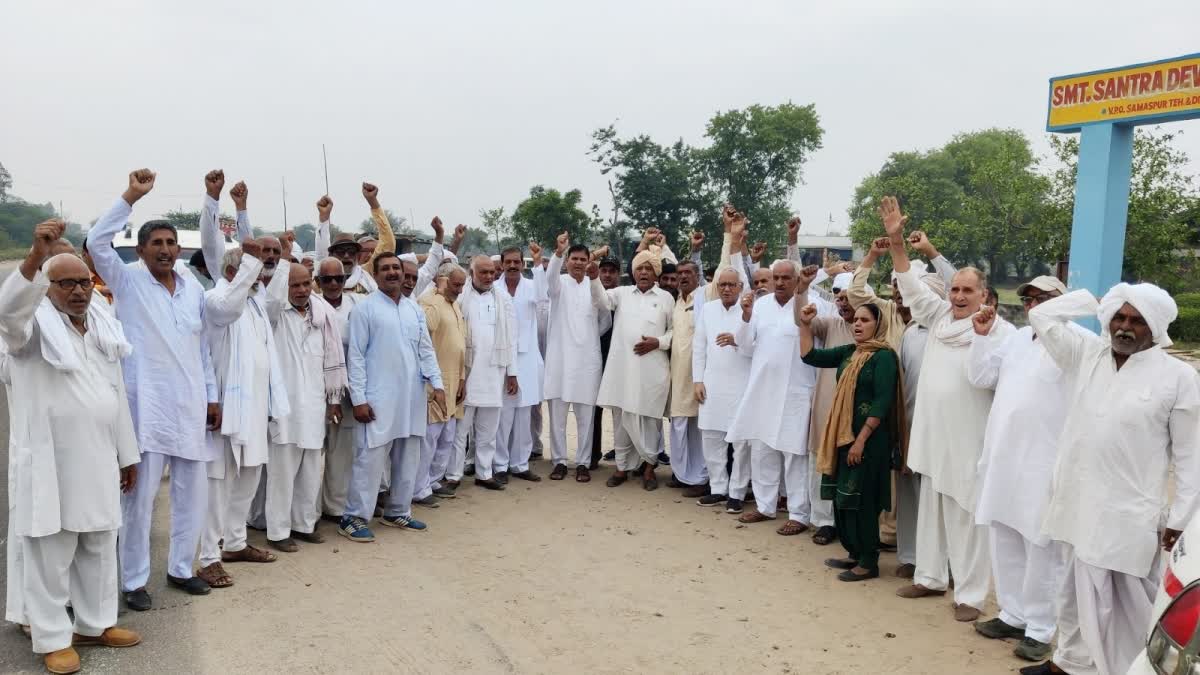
380, 515, 427, 531
338, 516, 375, 542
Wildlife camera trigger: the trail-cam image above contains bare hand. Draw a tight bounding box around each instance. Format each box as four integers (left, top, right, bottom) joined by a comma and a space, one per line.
908, 230, 937, 257
317, 195, 333, 222
653, 233, 666, 248
798, 304, 817, 325
878, 196, 908, 237
641, 227, 661, 246
450, 224, 467, 250
430, 216, 444, 243
633, 335, 659, 356
690, 230, 704, 252
230, 181, 248, 210
973, 306, 996, 336
786, 216, 800, 244
871, 237, 890, 255
721, 203, 737, 232
529, 241, 543, 266
693, 382, 707, 404
555, 232, 569, 256
30, 219, 66, 261
362, 182, 380, 209
279, 230, 296, 254
207, 403, 222, 430
456, 379, 466, 406
430, 389, 447, 417
241, 237, 264, 260
204, 169, 224, 200
326, 403, 341, 425
120, 465, 138, 494
505, 376, 519, 396
740, 291, 755, 320
715, 332, 737, 348
847, 441, 865, 466
1164, 528, 1184, 551
590, 244, 610, 261
750, 241, 767, 263
798, 264, 819, 288
353, 403, 376, 424
586, 262, 599, 279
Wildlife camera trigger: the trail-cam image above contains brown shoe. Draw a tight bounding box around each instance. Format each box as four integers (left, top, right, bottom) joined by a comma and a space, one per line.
738, 511, 774, 524
895, 563, 916, 579
681, 484, 710, 499
293, 530, 325, 544
954, 604, 982, 622
895, 583, 947, 599
268, 537, 299, 553
73, 626, 141, 648
44, 647, 80, 674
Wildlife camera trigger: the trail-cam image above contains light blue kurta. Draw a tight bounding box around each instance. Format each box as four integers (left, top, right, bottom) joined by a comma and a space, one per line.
347, 291, 444, 449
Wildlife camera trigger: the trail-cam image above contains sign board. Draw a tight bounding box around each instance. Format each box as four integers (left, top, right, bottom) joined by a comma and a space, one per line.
1047, 53, 1200, 132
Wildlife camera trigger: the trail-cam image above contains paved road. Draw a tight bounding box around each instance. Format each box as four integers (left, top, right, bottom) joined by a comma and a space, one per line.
0, 263, 200, 673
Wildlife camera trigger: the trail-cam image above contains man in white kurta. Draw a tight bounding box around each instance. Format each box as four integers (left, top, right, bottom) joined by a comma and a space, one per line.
1029, 284, 1200, 675
1, 237, 143, 669
727, 261, 834, 531
88, 169, 219, 608
496, 246, 547, 481
966, 276, 1073, 662
343, 255, 445, 541
881, 197, 1011, 622
596, 248, 675, 489
543, 236, 609, 480
265, 264, 346, 551
450, 255, 518, 489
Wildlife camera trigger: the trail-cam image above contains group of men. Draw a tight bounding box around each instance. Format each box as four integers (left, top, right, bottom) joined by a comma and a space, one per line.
3, 168, 1196, 675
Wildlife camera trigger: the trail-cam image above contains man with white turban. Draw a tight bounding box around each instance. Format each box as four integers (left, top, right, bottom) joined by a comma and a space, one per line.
1022, 282, 1200, 675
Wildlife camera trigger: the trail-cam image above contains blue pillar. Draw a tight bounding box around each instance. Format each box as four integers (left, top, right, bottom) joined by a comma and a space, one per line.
1066, 123, 1134, 298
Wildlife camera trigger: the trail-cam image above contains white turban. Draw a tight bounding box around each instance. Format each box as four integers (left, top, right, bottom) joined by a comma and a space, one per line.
399, 252, 419, 264
832, 272, 853, 291
1098, 282, 1177, 347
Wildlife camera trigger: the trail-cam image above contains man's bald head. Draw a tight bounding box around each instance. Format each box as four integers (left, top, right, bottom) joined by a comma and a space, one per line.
44, 253, 92, 318
318, 257, 344, 278
470, 255, 496, 292
751, 268, 772, 293
288, 260, 313, 309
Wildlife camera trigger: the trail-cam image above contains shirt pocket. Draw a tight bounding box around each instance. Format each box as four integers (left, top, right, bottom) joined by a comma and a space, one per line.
302, 330, 324, 357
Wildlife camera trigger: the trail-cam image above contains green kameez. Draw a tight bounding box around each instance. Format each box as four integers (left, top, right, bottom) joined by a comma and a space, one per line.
801, 344, 899, 570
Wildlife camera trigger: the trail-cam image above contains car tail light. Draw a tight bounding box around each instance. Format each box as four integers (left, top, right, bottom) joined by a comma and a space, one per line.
1162, 583, 1200, 646
1167, 565, 1187, 598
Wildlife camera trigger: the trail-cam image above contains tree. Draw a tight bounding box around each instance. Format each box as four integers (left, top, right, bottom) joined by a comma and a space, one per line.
0, 199, 57, 248
455, 227, 494, 258
479, 206, 514, 253
509, 186, 600, 249
358, 209, 413, 236
0, 162, 11, 203
163, 209, 202, 231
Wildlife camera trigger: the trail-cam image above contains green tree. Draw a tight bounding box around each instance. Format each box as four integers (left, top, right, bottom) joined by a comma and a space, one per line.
479, 206, 514, 253
163, 209, 203, 231
0, 199, 57, 247
359, 209, 421, 239
292, 222, 316, 251
0, 162, 11, 203
510, 186, 600, 249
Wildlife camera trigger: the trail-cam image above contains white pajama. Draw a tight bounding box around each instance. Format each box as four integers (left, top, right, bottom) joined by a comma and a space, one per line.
6, 515, 25, 625
247, 471, 267, 531
809, 457, 834, 529
321, 416, 356, 517
498, 405, 533, 473
265, 443, 324, 540
990, 523, 1064, 644
913, 475, 991, 610
669, 416, 707, 486
896, 471, 920, 566
452, 405, 502, 480
530, 403, 544, 454
749, 442, 810, 522
612, 409, 661, 471
23, 529, 117, 653
199, 463, 262, 567
701, 431, 749, 499
120, 451, 208, 590
345, 436, 421, 521
1053, 545, 1160, 675
422, 419, 458, 496
548, 399, 595, 468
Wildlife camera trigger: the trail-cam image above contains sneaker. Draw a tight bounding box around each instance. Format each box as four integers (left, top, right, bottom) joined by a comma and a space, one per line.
338, 516, 375, 543
974, 617, 1025, 640
1013, 637, 1052, 662
725, 498, 744, 514
697, 493, 728, 507
413, 495, 441, 508
380, 515, 427, 531
433, 485, 457, 498
602, 450, 615, 462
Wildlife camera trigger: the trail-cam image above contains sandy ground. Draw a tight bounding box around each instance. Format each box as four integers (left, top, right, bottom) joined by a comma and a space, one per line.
3, 405, 1022, 674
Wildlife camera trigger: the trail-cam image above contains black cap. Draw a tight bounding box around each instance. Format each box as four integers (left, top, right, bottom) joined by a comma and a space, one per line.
598, 256, 620, 270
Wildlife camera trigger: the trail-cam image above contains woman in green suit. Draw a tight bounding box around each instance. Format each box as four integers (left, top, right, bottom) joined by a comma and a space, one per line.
798, 301, 904, 582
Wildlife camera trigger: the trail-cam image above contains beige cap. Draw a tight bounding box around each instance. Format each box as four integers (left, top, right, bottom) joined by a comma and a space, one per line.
1017, 275, 1067, 297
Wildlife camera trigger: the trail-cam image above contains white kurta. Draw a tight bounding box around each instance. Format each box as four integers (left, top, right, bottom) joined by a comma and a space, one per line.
595, 285, 675, 419
897, 268, 1012, 510
461, 286, 517, 409
496, 272, 546, 408
692, 299, 751, 433
1031, 290, 1200, 578
0, 272, 140, 538
543, 255, 607, 405
726, 293, 833, 454
968, 325, 1079, 543
269, 300, 335, 450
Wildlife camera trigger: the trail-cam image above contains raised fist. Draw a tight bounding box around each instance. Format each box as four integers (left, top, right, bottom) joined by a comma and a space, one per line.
204, 169, 224, 199
908, 230, 935, 256
127, 169, 156, 201
797, 303, 817, 325
799, 264, 819, 286
529, 241, 543, 264
230, 181, 248, 210
973, 305, 996, 336
586, 262, 600, 280
871, 237, 890, 254
740, 291, 755, 319
30, 219, 66, 262
316, 195, 333, 221
555, 231, 569, 256
241, 237, 263, 260
430, 216, 444, 242
721, 203, 737, 231
749, 241, 767, 263
786, 216, 801, 236
590, 244, 610, 261
690, 230, 705, 251
361, 182, 379, 208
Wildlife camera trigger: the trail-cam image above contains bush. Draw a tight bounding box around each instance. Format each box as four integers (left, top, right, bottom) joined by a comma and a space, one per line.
1175, 293, 1200, 309
1172, 307, 1200, 342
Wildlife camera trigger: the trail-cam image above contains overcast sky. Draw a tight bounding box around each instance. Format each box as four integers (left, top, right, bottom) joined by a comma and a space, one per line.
2, 0, 1197, 241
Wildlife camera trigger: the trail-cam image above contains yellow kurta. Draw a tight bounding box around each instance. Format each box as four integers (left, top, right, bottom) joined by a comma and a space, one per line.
669, 290, 701, 418
419, 292, 466, 422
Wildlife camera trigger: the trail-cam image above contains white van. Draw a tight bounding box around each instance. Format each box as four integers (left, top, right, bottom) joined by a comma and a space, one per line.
110, 224, 239, 288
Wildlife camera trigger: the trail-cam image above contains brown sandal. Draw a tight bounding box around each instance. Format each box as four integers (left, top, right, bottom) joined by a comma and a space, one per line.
737, 511, 774, 524
549, 464, 569, 480
575, 466, 591, 483
196, 562, 234, 588
221, 545, 277, 563
776, 520, 809, 536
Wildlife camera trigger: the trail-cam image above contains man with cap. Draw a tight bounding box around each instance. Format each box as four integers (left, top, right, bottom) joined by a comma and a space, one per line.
1022, 282, 1200, 675
592, 251, 621, 465
315, 183, 396, 295
967, 275, 1075, 663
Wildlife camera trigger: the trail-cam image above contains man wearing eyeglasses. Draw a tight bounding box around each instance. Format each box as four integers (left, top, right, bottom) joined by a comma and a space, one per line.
315, 255, 361, 521
966, 275, 1075, 663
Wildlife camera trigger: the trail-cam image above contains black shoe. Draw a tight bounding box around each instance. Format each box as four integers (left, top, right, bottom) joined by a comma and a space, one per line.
510, 470, 542, 482
725, 498, 744, 514
319, 513, 342, 524
166, 574, 211, 596
464, 464, 476, 477
124, 588, 151, 612
824, 558, 857, 570
697, 493, 727, 507
433, 485, 457, 498
603, 450, 615, 462
665, 475, 686, 489
656, 452, 671, 466
474, 478, 506, 491
837, 568, 880, 582
495, 471, 510, 485
1018, 662, 1058, 675
682, 483, 710, 499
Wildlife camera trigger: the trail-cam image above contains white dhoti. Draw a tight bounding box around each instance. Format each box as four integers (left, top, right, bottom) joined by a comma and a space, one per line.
612, 409, 661, 471
199, 447, 263, 568
422, 419, 458, 496
498, 405, 533, 474
913, 475, 991, 610
119, 451, 208, 590
321, 416, 357, 517
1052, 545, 1160, 675
23, 529, 118, 653
896, 471, 920, 566
452, 405, 502, 480
548, 399, 595, 468
990, 522, 1064, 644
345, 436, 422, 521
669, 416, 707, 486
749, 441, 809, 522
265, 443, 324, 541
701, 431, 749, 500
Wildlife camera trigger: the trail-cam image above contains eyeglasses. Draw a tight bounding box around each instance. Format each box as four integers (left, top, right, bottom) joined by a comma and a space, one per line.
1020, 293, 1057, 306
51, 278, 95, 291
317, 275, 348, 284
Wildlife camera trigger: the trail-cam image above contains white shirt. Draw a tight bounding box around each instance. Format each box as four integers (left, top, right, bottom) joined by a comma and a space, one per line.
692, 298, 752, 433
1031, 290, 1200, 577
595, 284, 675, 418
543, 255, 607, 405
461, 286, 516, 408
496, 272, 547, 408
898, 322, 928, 428
270, 302, 330, 450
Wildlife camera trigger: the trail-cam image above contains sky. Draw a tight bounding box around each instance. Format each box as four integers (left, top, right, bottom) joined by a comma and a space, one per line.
2, 0, 1198, 241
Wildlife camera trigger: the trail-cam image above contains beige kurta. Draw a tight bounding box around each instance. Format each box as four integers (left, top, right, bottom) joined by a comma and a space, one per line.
420, 292, 466, 422
668, 289, 701, 418
807, 316, 855, 451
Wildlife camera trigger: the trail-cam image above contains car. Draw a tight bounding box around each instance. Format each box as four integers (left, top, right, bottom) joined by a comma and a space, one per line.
1129, 520, 1200, 674
110, 223, 239, 288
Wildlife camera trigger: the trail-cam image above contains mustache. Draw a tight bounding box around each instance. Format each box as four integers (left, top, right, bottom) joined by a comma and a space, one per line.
1114, 329, 1136, 339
